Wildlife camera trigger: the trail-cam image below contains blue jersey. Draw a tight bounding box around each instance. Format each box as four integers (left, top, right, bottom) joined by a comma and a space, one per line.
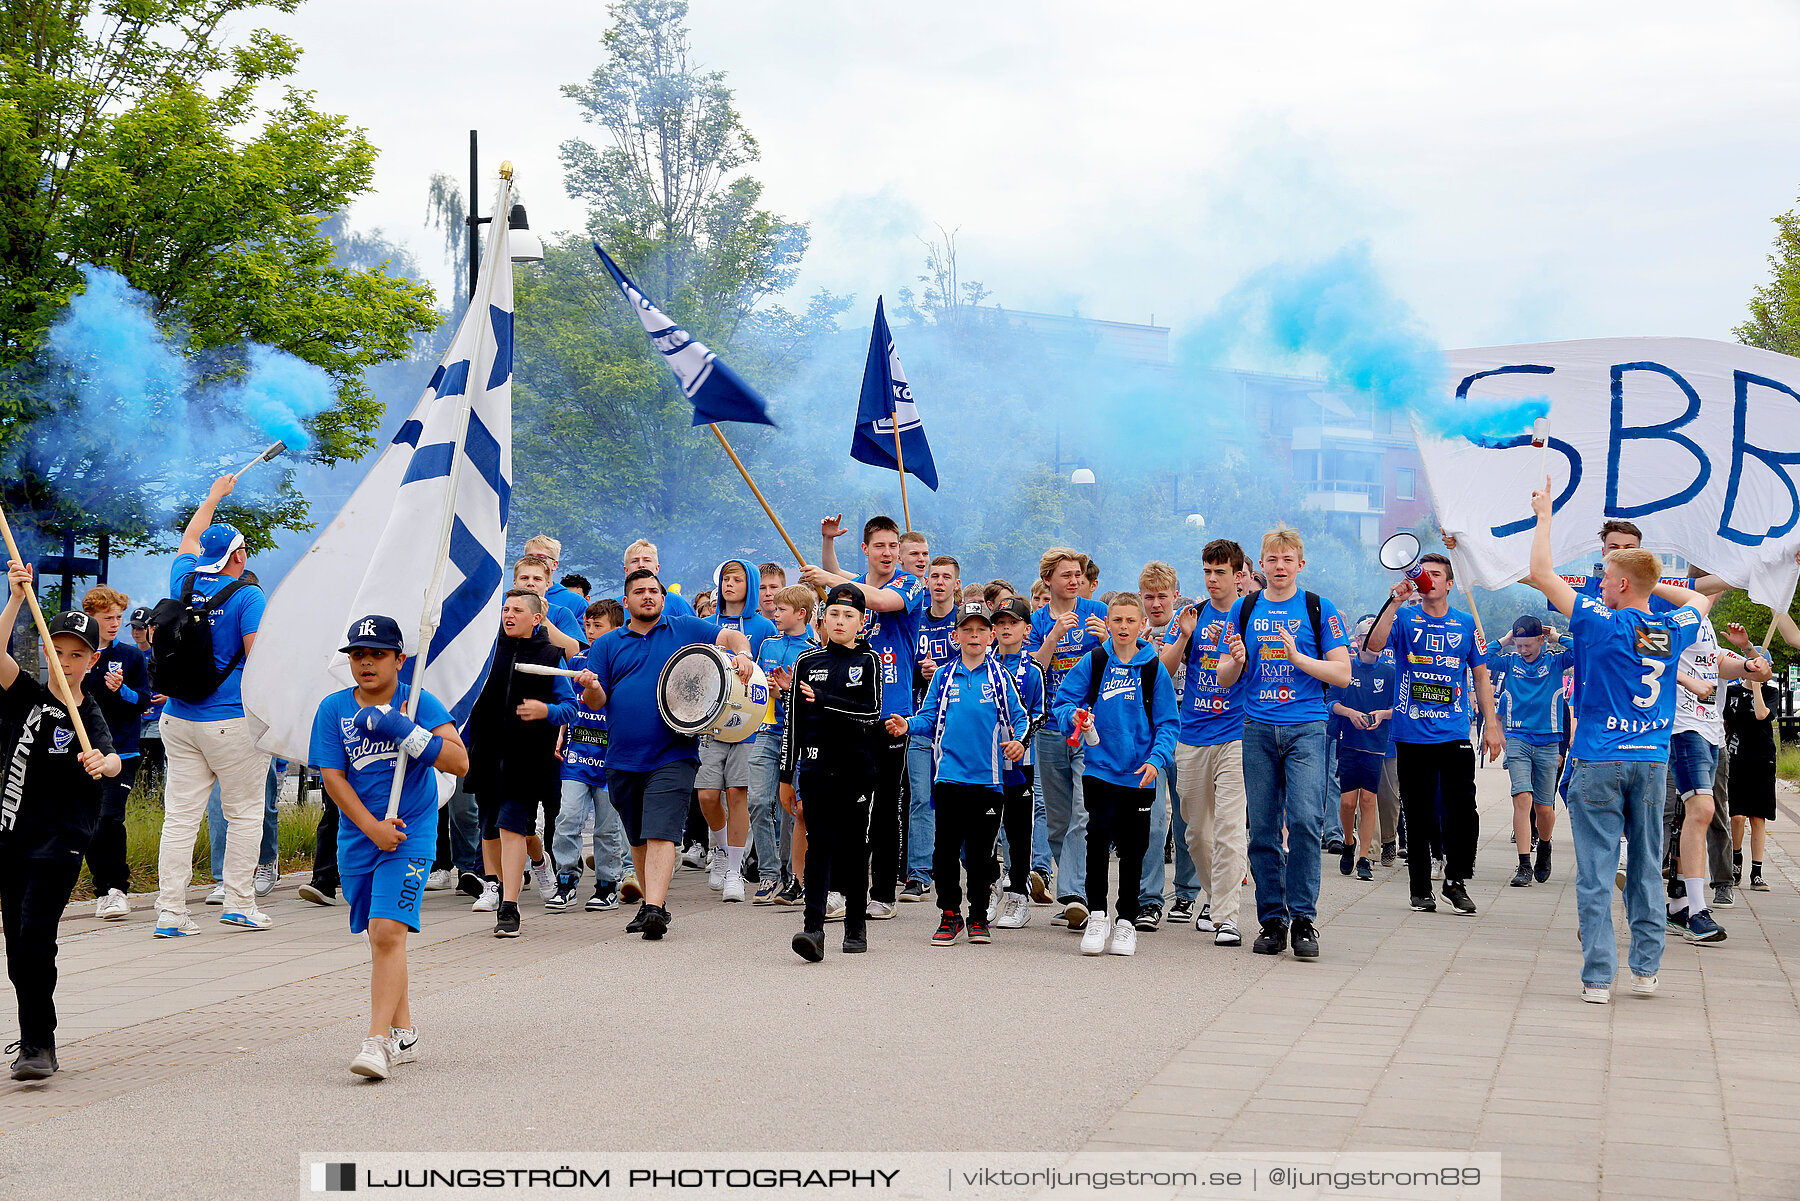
851, 569, 925, 716
164, 553, 265, 721
1389, 605, 1488, 744
310, 684, 452, 876
1180, 600, 1247, 747
1236, 591, 1350, 725
584, 614, 721, 772
755, 629, 817, 735
914, 604, 959, 704
1024, 597, 1110, 700
560, 649, 608, 786
1331, 654, 1396, 756
907, 655, 1031, 788
1494, 648, 1566, 746
1568, 595, 1702, 761
995, 650, 1046, 781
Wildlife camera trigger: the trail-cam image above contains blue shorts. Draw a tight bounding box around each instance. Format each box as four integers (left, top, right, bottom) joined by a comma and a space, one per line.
1669, 730, 1718, 799
1505, 737, 1561, 807
1337, 749, 1383, 794
343, 854, 432, 934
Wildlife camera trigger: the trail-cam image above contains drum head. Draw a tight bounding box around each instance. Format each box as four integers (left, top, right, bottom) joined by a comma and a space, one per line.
659, 644, 728, 734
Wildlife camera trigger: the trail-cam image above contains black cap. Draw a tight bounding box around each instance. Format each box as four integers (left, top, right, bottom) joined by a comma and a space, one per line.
824, 583, 865, 614
128, 606, 152, 629
991, 597, 1031, 623
46, 610, 99, 651
340, 614, 406, 653
1511, 615, 1545, 638
955, 601, 993, 628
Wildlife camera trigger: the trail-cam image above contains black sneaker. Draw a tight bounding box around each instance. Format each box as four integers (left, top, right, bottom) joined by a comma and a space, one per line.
1443, 880, 1477, 915
494, 903, 521, 938
1750, 871, 1770, 892
7, 1041, 57, 1081
1252, 918, 1288, 955
625, 902, 650, 933
457, 871, 484, 898
1510, 864, 1533, 887
899, 879, 928, 903
842, 932, 868, 954
588, 882, 619, 912
546, 875, 577, 912
967, 918, 991, 944
1290, 918, 1319, 959
1381, 841, 1397, 866
1167, 896, 1194, 924
792, 928, 825, 962
932, 910, 964, 947
773, 878, 804, 906
1534, 841, 1553, 883
1323, 837, 1346, 855
640, 904, 671, 940
1411, 894, 1437, 912
1134, 904, 1163, 933
1356, 857, 1373, 881
1339, 841, 1356, 876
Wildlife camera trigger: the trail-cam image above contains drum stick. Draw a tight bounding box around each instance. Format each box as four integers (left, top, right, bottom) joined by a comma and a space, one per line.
514, 662, 583, 679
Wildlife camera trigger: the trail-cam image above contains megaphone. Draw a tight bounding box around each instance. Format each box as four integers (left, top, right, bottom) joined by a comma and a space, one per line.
1379, 531, 1424, 579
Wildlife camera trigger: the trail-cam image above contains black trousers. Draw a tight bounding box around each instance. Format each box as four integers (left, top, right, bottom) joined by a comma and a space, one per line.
1083, 776, 1153, 921
932, 782, 1005, 922
865, 734, 908, 905
310, 801, 339, 889
685, 790, 708, 847
1, 845, 82, 1048
800, 770, 871, 938
1397, 740, 1478, 895
1002, 767, 1035, 894
83, 758, 139, 896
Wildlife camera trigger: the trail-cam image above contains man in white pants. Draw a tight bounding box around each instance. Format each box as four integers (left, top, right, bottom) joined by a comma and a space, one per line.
152, 473, 272, 937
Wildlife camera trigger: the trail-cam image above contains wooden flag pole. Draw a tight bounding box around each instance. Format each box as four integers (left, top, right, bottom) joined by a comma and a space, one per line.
891, 421, 912, 533
0, 508, 93, 752
710, 424, 807, 566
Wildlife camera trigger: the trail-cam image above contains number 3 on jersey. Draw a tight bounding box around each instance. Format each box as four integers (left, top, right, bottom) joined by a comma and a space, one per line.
1632, 658, 1664, 709
1631, 625, 1672, 709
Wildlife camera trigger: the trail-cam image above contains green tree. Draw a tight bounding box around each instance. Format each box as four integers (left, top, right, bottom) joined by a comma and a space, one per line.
0, 0, 438, 549
1736, 190, 1800, 358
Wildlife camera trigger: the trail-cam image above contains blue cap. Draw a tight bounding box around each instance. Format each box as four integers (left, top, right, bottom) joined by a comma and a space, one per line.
195, 523, 245, 574
340, 614, 405, 653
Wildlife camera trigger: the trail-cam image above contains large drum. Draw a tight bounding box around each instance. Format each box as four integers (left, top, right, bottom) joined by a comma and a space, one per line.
656, 643, 770, 743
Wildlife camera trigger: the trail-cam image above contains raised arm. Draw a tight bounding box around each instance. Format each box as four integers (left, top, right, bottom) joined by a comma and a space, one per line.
0, 561, 30, 691
1525, 478, 1576, 618
180, 474, 237, 556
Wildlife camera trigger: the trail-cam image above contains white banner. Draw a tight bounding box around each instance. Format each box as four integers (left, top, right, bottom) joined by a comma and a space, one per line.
1420, 336, 1800, 611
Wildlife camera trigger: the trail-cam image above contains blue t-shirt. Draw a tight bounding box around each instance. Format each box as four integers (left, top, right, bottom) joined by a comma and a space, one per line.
1236, 591, 1350, 725
914, 604, 960, 705
851, 570, 925, 717
164, 553, 266, 721
1494, 648, 1566, 746
755, 630, 817, 735
584, 613, 720, 772
1024, 597, 1111, 702
561, 649, 608, 786
1180, 600, 1247, 747
1568, 595, 1702, 761
547, 598, 587, 650
309, 683, 452, 876
1330, 654, 1396, 756
1558, 572, 1675, 616
711, 606, 777, 657
1389, 605, 1488, 744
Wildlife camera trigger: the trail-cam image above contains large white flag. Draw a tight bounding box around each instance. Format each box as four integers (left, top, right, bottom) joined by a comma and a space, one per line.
244, 181, 516, 761
1419, 336, 1800, 611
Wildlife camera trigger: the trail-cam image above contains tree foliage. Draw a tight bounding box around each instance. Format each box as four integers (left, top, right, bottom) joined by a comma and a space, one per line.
1736, 191, 1800, 359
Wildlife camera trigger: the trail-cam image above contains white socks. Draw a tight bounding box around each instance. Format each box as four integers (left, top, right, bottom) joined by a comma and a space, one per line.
709, 826, 726, 853
726, 843, 746, 874
1686, 876, 1706, 915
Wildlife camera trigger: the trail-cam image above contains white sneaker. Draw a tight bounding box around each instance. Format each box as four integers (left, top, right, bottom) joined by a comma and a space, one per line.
708, 851, 727, 892
95, 889, 129, 920
1214, 918, 1242, 947
1108, 917, 1137, 956
1080, 914, 1111, 955
866, 899, 897, 920
153, 911, 200, 938
425, 869, 453, 891
994, 892, 1031, 929
680, 843, 707, 871
722, 870, 746, 903
1430, 858, 1444, 882
350, 1035, 391, 1079
1631, 973, 1659, 996
1582, 985, 1611, 1005
386, 1027, 419, 1065
1194, 902, 1215, 933
253, 861, 278, 897
471, 880, 500, 912
825, 892, 847, 922
205, 884, 226, 905
533, 860, 557, 904
219, 905, 272, 930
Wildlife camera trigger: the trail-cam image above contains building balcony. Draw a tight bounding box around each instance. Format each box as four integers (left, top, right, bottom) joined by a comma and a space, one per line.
1302, 480, 1385, 513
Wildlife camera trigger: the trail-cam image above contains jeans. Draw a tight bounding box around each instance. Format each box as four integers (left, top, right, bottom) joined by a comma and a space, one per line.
1505, 737, 1560, 809
747, 736, 785, 885
160, 715, 268, 916
1139, 763, 1200, 908
905, 733, 936, 884
1030, 771, 1052, 876
1036, 729, 1087, 903
206, 759, 280, 881
553, 779, 628, 887
1241, 719, 1327, 925
1565, 758, 1667, 987
1321, 738, 1343, 846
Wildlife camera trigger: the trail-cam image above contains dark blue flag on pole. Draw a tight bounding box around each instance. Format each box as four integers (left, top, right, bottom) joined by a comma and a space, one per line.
851, 296, 937, 490
593, 244, 775, 427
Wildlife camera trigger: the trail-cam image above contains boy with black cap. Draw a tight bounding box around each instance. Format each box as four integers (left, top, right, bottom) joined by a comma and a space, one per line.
889, 601, 1029, 946
782, 583, 887, 961
1492, 614, 1567, 885
310, 614, 469, 1079
0, 561, 122, 1080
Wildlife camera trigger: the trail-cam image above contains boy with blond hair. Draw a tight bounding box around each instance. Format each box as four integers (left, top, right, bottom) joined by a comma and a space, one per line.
754, 584, 818, 903
80, 585, 152, 919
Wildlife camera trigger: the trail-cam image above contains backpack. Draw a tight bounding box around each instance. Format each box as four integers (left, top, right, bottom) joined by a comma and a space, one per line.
147, 572, 252, 703
1234, 589, 1325, 692
1081, 643, 1158, 721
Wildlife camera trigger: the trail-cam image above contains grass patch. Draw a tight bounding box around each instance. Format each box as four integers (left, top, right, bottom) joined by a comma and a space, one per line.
69, 772, 324, 902
1780, 739, 1799, 786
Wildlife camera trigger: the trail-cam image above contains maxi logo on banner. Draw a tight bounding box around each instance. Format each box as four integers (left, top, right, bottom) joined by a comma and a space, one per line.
1418, 337, 1800, 611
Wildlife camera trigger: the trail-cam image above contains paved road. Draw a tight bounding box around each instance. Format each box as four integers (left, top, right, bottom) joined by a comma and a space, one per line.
2, 768, 1798, 1199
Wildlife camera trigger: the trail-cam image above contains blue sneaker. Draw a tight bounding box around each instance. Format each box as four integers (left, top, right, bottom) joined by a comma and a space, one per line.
1683, 909, 1727, 944
219, 906, 272, 930
154, 911, 200, 938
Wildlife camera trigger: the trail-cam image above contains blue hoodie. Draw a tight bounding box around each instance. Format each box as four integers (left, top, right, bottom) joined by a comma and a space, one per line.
1051, 638, 1179, 789
709, 557, 778, 655
906, 651, 1031, 789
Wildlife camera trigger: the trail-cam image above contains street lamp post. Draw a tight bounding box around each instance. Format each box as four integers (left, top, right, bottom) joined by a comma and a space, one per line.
465, 129, 544, 299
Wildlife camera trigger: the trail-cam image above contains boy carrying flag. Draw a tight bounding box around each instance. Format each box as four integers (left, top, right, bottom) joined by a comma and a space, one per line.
310, 615, 469, 1079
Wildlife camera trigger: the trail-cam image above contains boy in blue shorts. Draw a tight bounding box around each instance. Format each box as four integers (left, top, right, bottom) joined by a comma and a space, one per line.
1492, 615, 1567, 886
310, 615, 469, 1080
1329, 616, 1393, 881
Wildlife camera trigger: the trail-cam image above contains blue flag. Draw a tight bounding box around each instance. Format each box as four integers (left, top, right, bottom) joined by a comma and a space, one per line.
851, 296, 937, 490
593, 244, 775, 427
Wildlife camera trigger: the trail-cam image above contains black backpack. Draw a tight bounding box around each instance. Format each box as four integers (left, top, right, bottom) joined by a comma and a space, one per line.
1081, 643, 1158, 720
1234, 588, 1325, 687
147, 572, 253, 703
